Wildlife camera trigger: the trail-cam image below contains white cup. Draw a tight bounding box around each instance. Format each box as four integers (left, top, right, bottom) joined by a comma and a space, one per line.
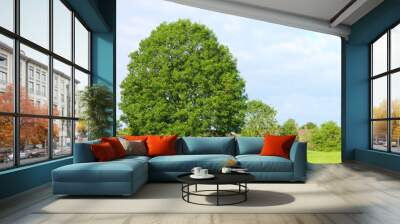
200, 169, 208, 176
221, 167, 232, 174
191, 167, 202, 176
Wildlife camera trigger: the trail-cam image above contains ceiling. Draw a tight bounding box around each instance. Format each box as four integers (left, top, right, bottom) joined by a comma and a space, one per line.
166, 0, 384, 38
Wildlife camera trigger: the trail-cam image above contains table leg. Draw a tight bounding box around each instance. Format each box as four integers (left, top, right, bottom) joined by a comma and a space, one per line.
245, 183, 247, 201
217, 184, 219, 206
195, 184, 198, 192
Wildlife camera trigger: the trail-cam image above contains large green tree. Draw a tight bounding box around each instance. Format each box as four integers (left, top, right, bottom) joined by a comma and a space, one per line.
241, 100, 278, 136
279, 118, 298, 136
310, 121, 341, 151
120, 19, 247, 136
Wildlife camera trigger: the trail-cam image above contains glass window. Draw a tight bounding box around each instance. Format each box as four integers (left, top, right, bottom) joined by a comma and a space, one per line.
0, 0, 14, 31
391, 24, 400, 70
20, 44, 49, 115
371, 26, 400, 153
74, 18, 89, 70
0, 35, 13, 113
53, 0, 72, 60
20, 0, 49, 49
53, 119, 72, 157
372, 34, 387, 76
74, 69, 89, 118
391, 72, 400, 117
53, 59, 72, 117
0, 116, 14, 169
0, 0, 92, 169
372, 77, 387, 119
28, 81, 34, 93
391, 120, 400, 153
28, 67, 34, 79
75, 120, 88, 143
19, 117, 49, 165
372, 121, 388, 151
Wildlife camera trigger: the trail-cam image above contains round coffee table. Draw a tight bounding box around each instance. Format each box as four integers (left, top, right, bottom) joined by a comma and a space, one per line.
177, 173, 255, 206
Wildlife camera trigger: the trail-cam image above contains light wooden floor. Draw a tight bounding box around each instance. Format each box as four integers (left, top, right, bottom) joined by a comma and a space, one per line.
1, 162, 400, 224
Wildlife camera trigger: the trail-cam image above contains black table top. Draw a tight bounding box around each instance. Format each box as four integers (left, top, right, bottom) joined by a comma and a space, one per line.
177, 172, 255, 185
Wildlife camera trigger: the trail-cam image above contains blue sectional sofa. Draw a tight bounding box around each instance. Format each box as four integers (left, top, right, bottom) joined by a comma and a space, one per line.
52, 137, 307, 196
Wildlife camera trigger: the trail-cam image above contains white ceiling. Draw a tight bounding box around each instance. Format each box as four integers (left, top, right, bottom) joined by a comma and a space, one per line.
166, 0, 384, 38
228, 0, 352, 22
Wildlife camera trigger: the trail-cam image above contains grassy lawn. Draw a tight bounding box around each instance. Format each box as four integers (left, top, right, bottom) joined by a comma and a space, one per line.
307, 150, 341, 164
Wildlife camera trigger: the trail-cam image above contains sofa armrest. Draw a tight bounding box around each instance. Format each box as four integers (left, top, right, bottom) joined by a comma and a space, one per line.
73, 140, 100, 163
289, 142, 307, 181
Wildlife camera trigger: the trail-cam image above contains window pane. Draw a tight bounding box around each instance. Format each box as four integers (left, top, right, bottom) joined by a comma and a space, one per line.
20, 0, 49, 48
0, 35, 14, 112
74, 69, 89, 118
0, 116, 13, 170
53, 119, 72, 157
20, 44, 49, 115
20, 117, 49, 165
372, 121, 388, 151
0, 0, 14, 31
372, 77, 387, 119
391, 72, 400, 117
75, 18, 89, 69
392, 24, 400, 70
53, 59, 72, 117
75, 120, 88, 143
391, 120, 400, 153
372, 33, 387, 76
53, 0, 72, 60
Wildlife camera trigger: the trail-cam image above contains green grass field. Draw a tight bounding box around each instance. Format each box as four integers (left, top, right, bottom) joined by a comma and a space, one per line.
307, 150, 341, 164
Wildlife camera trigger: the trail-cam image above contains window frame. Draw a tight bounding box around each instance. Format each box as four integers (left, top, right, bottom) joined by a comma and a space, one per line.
370, 21, 400, 154
0, 0, 91, 171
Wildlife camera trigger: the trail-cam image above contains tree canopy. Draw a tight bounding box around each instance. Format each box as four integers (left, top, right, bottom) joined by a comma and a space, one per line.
120, 19, 247, 136
309, 121, 341, 151
279, 118, 298, 136
241, 100, 278, 136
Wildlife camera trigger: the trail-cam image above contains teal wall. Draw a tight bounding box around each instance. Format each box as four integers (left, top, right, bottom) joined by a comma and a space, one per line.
92, 32, 115, 135
0, 158, 72, 199
343, 0, 400, 171
0, 0, 116, 200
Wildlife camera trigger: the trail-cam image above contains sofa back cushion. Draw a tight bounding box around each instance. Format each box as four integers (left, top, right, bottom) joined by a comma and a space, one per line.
73, 139, 100, 163
178, 137, 235, 155
236, 137, 263, 155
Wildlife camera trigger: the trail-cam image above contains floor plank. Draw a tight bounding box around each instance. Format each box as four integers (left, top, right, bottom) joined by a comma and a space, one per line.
1, 162, 400, 224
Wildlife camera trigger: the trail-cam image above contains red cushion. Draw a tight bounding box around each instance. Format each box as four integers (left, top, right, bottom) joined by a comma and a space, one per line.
101, 137, 127, 158
146, 135, 177, 157
124, 135, 148, 141
91, 142, 117, 161
260, 135, 296, 159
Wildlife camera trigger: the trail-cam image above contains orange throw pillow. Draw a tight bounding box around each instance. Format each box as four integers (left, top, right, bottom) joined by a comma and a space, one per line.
260, 135, 296, 159
91, 142, 117, 161
101, 137, 127, 158
146, 135, 177, 157
124, 135, 148, 141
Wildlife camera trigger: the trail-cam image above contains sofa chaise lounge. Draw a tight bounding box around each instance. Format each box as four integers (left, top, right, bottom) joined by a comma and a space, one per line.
52, 137, 307, 196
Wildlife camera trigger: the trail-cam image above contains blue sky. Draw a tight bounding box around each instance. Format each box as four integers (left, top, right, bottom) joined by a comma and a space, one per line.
116, 0, 341, 126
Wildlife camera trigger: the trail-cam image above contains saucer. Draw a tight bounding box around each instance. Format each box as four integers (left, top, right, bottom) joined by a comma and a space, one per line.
190, 174, 215, 179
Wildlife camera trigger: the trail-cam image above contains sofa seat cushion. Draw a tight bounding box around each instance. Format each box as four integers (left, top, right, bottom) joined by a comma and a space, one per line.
236, 155, 293, 172
149, 154, 235, 172
53, 159, 147, 183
